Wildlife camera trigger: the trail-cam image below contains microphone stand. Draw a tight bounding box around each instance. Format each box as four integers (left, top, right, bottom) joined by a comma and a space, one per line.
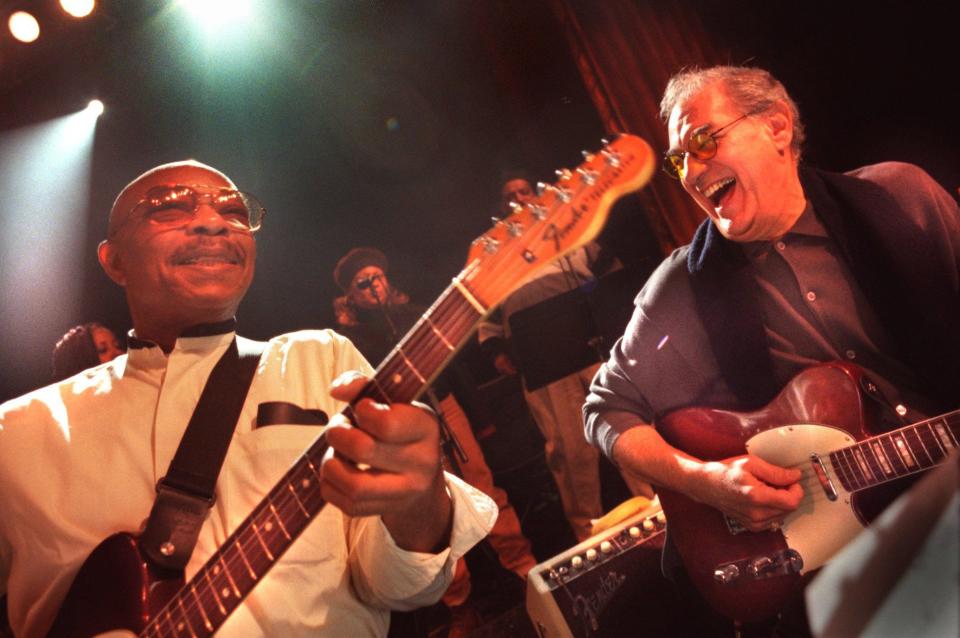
368, 279, 468, 474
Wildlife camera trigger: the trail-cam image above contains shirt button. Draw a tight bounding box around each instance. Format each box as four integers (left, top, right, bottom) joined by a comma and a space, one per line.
775, 241, 786, 251
845, 349, 857, 360
805, 291, 817, 302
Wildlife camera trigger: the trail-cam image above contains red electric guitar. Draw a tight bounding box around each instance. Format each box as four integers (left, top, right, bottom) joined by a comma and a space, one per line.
46, 135, 656, 637
656, 362, 959, 622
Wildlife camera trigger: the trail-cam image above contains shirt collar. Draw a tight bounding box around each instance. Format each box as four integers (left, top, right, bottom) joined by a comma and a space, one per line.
126, 319, 237, 371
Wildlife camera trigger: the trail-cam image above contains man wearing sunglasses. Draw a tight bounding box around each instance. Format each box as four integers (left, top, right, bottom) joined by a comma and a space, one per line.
0, 160, 496, 637
584, 66, 959, 628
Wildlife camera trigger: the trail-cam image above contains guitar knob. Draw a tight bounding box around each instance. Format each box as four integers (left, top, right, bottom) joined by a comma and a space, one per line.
713, 564, 740, 584
748, 556, 774, 577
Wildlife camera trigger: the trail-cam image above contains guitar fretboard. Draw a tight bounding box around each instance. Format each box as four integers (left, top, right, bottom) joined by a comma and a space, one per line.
139, 281, 484, 638
830, 411, 960, 492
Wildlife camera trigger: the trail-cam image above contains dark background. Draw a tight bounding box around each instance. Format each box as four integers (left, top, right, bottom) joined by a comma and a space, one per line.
0, 0, 957, 402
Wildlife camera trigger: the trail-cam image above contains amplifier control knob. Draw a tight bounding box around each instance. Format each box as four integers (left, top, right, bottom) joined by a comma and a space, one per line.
586, 548, 598, 561
628, 526, 641, 539
600, 541, 613, 554
571, 556, 583, 569
642, 519, 654, 532
655, 512, 666, 525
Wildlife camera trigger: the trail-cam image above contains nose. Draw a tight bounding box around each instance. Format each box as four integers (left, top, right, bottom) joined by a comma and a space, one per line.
187, 203, 230, 235
681, 154, 708, 191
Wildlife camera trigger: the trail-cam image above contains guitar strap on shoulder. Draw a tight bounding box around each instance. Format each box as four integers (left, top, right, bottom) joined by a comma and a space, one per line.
141, 336, 265, 570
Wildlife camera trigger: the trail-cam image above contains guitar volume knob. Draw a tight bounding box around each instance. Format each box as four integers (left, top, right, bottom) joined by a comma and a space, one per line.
713, 564, 740, 584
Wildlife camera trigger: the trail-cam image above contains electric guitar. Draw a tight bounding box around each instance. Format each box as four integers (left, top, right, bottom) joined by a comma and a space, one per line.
47, 134, 656, 637
655, 362, 959, 623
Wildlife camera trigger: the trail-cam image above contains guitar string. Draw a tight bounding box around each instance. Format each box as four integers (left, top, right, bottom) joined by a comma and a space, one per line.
147, 302, 487, 634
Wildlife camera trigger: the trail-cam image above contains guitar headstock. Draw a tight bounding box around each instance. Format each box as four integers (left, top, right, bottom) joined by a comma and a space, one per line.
461, 134, 655, 310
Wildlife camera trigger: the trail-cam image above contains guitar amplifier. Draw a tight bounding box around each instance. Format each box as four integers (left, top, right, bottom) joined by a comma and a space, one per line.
526, 507, 670, 638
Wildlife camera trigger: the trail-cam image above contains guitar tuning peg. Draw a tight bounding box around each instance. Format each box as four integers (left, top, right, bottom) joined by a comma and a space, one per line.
491, 216, 501, 226
601, 149, 621, 168
600, 138, 610, 146
581, 149, 594, 161
577, 168, 598, 185
536, 181, 548, 196
508, 201, 523, 213
555, 168, 572, 181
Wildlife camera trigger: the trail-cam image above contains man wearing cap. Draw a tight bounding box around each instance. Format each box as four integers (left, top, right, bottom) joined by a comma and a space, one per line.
0, 160, 497, 638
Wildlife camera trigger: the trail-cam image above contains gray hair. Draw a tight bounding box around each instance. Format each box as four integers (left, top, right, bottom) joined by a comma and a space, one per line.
659, 66, 805, 160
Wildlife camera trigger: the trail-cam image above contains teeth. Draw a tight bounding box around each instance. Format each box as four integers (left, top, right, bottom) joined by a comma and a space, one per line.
702, 177, 735, 199
181, 257, 234, 265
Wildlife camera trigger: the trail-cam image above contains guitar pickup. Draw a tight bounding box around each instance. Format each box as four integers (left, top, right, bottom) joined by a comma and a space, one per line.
810, 453, 839, 501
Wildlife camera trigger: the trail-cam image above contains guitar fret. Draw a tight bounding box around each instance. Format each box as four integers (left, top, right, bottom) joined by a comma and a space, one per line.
164, 608, 178, 637
269, 502, 293, 539
904, 427, 934, 467
919, 423, 947, 460
424, 315, 456, 351
827, 451, 852, 491
934, 419, 957, 451
891, 434, 917, 469
847, 448, 868, 488
177, 596, 197, 638
287, 482, 311, 517
204, 567, 228, 615
235, 539, 258, 580
870, 440, 895, 476
190, 583, 214, 632
451, 277, 487, 315
851, 447, 877, 483
251, 521, 275, 561
219, 554, 241, 597
879, 436, 908, 476
395, 347, 427, 384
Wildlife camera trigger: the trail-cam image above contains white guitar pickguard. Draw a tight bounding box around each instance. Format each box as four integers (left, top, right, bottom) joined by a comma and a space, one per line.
746, 424, 863, 573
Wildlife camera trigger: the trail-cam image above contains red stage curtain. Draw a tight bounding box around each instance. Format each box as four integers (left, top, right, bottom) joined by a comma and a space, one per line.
550, 0, 724, 253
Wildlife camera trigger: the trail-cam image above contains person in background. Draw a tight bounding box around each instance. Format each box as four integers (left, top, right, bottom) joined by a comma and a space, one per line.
51, 322, 123, 381
479, 173, 653, 542
333, 247, 538, 636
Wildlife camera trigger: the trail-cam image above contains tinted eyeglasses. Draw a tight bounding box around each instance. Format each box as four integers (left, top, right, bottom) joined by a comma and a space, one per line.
124, 184, 266, 234
662, 109, 762, 180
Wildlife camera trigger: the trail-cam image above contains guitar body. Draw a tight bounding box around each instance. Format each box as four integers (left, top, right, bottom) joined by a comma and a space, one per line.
47, 533, 181, 638
656, 363, 916, 622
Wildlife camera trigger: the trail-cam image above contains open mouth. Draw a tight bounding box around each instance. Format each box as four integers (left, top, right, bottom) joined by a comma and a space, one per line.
702, 177, 736, 208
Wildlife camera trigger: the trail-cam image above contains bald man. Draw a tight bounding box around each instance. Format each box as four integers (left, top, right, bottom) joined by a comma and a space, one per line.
0, 161, 496, 637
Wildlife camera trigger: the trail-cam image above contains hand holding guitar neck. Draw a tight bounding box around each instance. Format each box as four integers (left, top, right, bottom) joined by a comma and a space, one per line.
325, 371, 452, 553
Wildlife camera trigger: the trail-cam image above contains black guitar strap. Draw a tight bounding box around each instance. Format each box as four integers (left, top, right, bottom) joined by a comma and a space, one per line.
140, 336, 265, 570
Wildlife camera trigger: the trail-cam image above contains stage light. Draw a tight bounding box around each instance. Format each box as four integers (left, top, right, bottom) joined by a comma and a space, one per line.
60, 0, 96, 19
86, 99, 104, 117
8, 11, 40, 43
179, 0, 254, 30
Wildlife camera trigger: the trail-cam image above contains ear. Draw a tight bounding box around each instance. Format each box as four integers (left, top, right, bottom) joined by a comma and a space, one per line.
98, 239, 127, 286
765, 100, 794, 155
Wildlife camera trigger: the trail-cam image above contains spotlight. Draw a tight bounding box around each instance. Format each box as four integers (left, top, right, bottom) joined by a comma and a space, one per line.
86, 100, 104, 117
8, 11, 40, 43
178, 0, 254, 32
60, 0, 96, 19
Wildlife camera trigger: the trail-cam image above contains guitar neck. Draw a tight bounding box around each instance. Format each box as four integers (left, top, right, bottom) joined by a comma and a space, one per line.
139, 281, 484, 637
829, 410, 960, 492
